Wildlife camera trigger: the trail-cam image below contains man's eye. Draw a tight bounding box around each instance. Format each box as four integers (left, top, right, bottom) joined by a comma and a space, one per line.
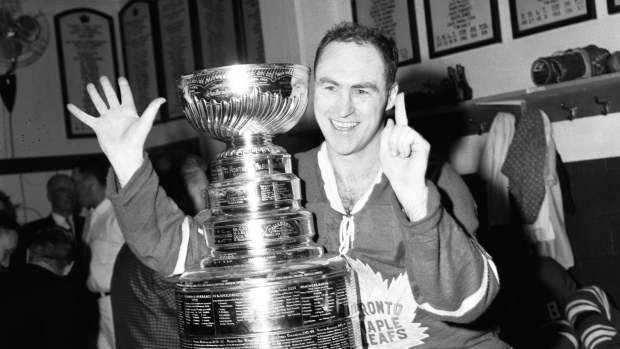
324, 86, 336, 91
354, 89, 369, 95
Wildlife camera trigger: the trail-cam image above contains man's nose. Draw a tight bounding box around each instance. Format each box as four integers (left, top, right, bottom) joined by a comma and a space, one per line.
1, 258, 9, 269
336, 92, 354, 118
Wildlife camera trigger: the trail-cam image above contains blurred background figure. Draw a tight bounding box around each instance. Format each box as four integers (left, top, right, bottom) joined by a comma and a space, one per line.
73, 157, 123, 349
14, 174, 85, 271
0, 212, 19, 285
0, 227, 79, 349
111, 151, 209, 349
11, 173, 93, 347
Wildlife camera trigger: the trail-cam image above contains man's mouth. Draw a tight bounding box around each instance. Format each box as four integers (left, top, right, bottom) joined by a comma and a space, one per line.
331, 119, 358, 131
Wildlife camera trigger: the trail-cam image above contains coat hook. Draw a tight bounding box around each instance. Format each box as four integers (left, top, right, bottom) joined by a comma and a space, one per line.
594, 96, 610, 116
469, 119, 486, 135
559, 103, 577, 121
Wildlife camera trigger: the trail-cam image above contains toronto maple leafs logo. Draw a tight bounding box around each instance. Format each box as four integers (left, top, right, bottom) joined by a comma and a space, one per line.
346, 257, 429, 348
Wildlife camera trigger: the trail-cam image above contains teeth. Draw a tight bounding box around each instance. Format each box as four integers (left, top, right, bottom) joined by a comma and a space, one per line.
331, 120, 358, 130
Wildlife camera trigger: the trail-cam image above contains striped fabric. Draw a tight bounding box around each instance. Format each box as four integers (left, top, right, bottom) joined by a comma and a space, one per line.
565, 286, 620, 349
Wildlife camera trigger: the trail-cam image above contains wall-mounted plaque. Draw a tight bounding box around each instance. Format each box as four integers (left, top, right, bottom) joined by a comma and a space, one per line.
238, 0, 265, 63
55, 9, 119, 138
352, 0, 420, 66
157, 0, 197, 120
608, 0, 620, 14
120, 0, 165, 122
424, 0, 501, 59
510, 0, 596, 38
191, 0, 242, 69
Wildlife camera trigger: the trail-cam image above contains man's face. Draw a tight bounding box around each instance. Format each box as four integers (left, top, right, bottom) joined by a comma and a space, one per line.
48, 176, 77, 213
0, 229, 18, 273
187, 170, 209, 215
314, 41, 397, 157
71, 169, 93, 208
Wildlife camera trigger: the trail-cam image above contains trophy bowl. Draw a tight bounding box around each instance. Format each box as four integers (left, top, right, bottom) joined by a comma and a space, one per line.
177, 63, 310, 141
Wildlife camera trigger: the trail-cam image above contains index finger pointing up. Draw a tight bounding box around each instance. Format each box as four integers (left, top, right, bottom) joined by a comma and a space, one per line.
394, 92, 408, 126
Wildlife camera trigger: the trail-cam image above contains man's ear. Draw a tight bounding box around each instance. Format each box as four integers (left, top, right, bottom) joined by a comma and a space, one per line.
386, 82, 399, 111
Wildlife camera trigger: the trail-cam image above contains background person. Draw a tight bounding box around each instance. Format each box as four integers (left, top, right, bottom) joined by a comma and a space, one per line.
0, 212, 19, 280
73, 157, 124, 349
14, 174, 86, 276
0, 227, 79, 349
15, 173, 94, 348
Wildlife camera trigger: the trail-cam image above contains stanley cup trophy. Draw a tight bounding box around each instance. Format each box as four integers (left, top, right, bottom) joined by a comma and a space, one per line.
175, 64, 363, 348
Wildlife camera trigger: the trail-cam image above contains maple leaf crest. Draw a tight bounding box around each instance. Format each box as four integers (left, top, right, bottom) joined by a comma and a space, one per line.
346, 256, 428, 348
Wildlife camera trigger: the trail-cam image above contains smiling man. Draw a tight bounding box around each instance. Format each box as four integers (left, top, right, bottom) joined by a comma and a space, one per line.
67, 21, 506, 349
293, 23, 507, 348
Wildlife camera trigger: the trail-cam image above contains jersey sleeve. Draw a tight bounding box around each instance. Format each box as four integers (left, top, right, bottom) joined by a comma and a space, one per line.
106, 155, 208, 277
395, 163, 500, 324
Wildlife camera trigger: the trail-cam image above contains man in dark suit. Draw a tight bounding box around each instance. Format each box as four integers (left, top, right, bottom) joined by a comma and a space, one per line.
14, 174, 85, 271
11, 174, 96, 348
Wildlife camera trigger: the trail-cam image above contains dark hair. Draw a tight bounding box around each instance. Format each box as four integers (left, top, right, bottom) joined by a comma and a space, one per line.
73, 157, 109, 186
46, 174, 72, 192
0, 211, 20, 234
152, 151, 208, 216
28, 227, 75, 268
314, 21, 399, 88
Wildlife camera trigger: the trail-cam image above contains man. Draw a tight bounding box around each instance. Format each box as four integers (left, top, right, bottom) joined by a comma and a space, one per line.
14, 174, 85, 273
73, 157, 124, 349
68, 22, 506, 348
17, 174, 94, 348
111, 151, 209, 349
0, 212, 19, 276
0, 227, 80, 349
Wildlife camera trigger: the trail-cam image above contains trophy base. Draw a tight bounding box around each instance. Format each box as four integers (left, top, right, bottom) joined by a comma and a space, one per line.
176, 253, 361, 347
179, 316, 363, 349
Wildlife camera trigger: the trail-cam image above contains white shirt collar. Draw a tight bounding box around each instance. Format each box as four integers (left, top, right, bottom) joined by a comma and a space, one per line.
51, 212, 71, 226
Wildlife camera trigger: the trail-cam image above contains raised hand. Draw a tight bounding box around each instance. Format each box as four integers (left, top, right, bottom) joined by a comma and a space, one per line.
380, 92, 430, 221
67, 76, 166, 187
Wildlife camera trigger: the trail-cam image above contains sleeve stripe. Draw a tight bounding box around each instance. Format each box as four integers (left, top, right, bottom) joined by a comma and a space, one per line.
557, 331, 579, 349
170, 217, 190, 276
418, 252, 496, 317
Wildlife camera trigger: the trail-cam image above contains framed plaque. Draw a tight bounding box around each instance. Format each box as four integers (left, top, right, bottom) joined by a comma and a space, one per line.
55, 9, 119, 138
238, 0, 265, 63
509, 0, 596, 38
120, 0, 166, 122
608, 0, 620, 14
352, 0, 420, 65
191, 0, 243, 69
157, 0, 198, 120
424, 0, 501, 59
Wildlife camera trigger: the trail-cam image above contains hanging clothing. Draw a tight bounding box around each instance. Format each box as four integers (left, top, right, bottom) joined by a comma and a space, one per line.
478, 112, 516, 228
523, 110, 574, 269
502, 109, 548, 224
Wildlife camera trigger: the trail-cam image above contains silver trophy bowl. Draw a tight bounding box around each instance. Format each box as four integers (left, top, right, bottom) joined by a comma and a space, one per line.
177, 63, 310, 141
